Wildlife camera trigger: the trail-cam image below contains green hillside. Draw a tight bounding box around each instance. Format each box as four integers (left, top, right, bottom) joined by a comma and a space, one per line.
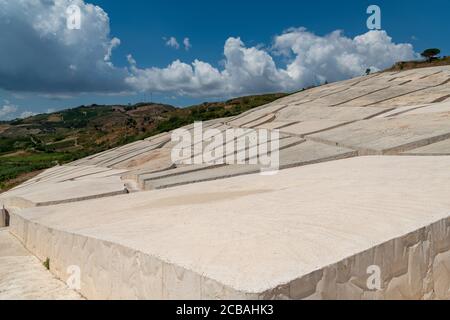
0, 93, 286, 191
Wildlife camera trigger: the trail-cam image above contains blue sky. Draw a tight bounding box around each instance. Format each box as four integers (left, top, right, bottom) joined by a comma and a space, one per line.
96, 0, 449, 69
1, 0, 449, 119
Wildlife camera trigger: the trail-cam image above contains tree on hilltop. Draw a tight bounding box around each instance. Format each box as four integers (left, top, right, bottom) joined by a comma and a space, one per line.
421, 48, 441, 62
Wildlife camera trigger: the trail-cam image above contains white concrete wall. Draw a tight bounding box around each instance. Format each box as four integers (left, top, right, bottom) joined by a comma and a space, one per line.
0, 209, 5, 228
260, 217, 450, 300
9, 211, 257, 300
9, 210, 450, 300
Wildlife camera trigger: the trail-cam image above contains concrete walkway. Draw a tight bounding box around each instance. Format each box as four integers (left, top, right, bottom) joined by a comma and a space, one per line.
0, 228, 83, 300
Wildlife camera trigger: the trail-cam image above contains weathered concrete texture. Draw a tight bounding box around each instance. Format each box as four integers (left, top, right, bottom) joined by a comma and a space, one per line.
256, 121, 297, 130
0, 176, 127, 208
380, 87, 450, 107
280, 120, 350, 136
402, 139, 450, 155
376, 101, 450, 118
0, 210, 6, 228
308, 112, 450, 155
0, 229, 83, 300
72, 138, 172, 168
280, 218, 450, 300
373, 104, 431, 118
136, 164, 221, 189
325, 85, 393, 107
399, 100, 450, 115
337, 85, 432, 108
206, 135, 304, 163
275, 140, 355, 169
139, 140, 353, 190
14, 165, 127, 190
144, 165, 261, 190
112, 147, 173, 170
241, 114, 276, 128
170, 134, 302, 166
7, 157, 450, 299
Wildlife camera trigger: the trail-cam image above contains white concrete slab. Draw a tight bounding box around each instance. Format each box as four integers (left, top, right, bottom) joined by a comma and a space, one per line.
309, 112, 450, 155
402, 139, 450, 155
1, 176, 127, 208
8, 156, 450, 299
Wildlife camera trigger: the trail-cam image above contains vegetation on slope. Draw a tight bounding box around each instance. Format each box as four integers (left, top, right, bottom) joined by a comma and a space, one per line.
0, 93, 286, 191
386, 55, 450, 72
135, 93, 287, 142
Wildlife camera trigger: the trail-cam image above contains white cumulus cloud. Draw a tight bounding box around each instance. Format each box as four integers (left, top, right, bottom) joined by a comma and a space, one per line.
0, 0, 129, 94
126, 29, 417, 97
0, 0, 418, 100
272, 28, 418, 85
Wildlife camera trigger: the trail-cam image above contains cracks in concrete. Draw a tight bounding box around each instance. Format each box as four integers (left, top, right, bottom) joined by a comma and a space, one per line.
382, 132, 450, 155
34, 189, 129, 208
419, 70, 444, 79
330, 86, 391, 107
432, 94, 450, 103
364, 77, 450, 107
